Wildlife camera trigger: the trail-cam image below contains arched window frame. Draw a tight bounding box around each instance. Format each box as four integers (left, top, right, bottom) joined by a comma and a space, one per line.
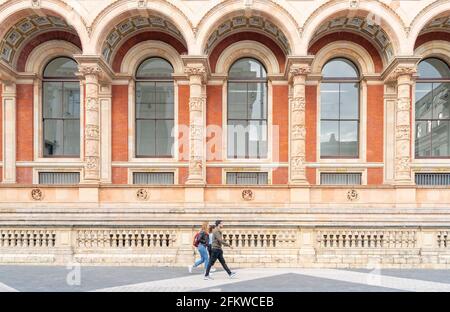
42, 56, 81, 158
134, 56, 175, 158
319, 57, 361, 159
414, 57, 450, 159
226, 57, 269, 160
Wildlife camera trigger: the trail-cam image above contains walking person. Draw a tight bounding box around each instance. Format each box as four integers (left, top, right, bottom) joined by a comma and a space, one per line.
188, 222, 209, 273
204, 220, 236, 280
207, 224, 216, 273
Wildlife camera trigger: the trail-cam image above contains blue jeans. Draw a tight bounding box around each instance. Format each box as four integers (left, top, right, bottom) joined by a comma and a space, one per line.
194, 244, 209, 269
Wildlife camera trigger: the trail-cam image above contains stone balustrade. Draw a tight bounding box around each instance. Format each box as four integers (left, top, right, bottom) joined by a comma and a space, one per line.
0, 226, 449, 268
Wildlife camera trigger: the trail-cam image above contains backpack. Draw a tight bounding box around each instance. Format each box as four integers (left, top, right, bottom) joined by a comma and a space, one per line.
193, 232, 200, 247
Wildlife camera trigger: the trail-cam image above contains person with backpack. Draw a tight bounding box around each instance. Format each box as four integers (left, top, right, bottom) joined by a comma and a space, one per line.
204, 220, 236, 280
188, 222, 210, 273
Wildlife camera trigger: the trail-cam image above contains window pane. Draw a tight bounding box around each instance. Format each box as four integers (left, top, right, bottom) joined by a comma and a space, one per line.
228, 120, 248, 158
321, 121, 339, 157
154, 82, 174, 104
431, 120, 450, 157
155, 120, 174, 156
339, 121, 358, 157
248, 120, 267, 158
137, 57, 173, 78
415, 120, 431, 157
339, 83, 359, 119
63, 82, 80, 118
418, 58, 450, 79
136, 82, 156, 118
63, 119, 80, 156
229, 58, 267, 79
228, 82, 247, 119
322, 58, 359, 78
136, 120, 156, 156
432, 83, 450, 120
44, 119, 64, 156
43, 82, 63, 118
44, 57, 78, 78
415, 83, 433, 119
320, 83, 339, 119
248, 82, 266, 119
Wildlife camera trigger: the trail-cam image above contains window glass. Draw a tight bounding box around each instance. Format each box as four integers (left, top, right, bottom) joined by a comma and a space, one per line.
136, 57, 173, 79
227, 58, 268, 159
320, 58, 359, 158
43, 57, 80, 157
415, 58, 450, 158
135, 58, 174, 157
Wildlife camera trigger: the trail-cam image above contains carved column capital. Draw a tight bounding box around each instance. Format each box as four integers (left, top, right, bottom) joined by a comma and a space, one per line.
78, 64, 103, 77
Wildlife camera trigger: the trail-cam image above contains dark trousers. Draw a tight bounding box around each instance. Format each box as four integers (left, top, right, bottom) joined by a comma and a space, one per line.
205, 248, 231, 276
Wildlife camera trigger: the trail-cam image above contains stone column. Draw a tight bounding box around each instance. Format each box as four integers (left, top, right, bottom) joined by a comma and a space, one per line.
1, 82, 16, 183
78, 65, 102, 184
289, 65, 310, 185
99, 84, 112, 184
392, 65, 416, 184
185, 64, 206, 185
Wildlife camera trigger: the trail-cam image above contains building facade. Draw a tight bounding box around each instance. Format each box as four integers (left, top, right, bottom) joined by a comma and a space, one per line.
2, 0, 450, 267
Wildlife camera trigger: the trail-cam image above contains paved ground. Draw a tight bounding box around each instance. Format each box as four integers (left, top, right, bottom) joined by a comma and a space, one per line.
1, 265, 450, 292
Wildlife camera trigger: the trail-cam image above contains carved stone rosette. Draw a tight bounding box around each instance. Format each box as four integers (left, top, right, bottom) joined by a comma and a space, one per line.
78, 64, 102, 182
185, 64, 207, 184
289, 65, 310, 184
392, 64, 416, 184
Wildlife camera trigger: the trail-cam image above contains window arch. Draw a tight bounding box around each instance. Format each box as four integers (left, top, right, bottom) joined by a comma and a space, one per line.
415, 58, 450, 158
42, 57, 80, 157
320, 58, 360, 158
135, 57, 174, 157
227, 58, 268, 159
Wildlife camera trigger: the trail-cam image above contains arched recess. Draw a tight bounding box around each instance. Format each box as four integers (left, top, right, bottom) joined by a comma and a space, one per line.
24, 40, 81, 75
215, 41, 280, 75
196, 0, 300, 55
0, 0, 88, 56
89, 0, 194, 56
310, 41, 376, 76
0, 11, 83, 71
309, 33, 383, 73
119, 41, 184, 76
302, 0, 405, 60
410, 0, 450, 54
414, 41, 450, 66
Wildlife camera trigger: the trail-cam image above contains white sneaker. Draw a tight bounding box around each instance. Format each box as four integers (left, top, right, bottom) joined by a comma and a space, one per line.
210, 268, 217, 272
204, 275, 214, 280
229, 272, 237, 278
188, 265, 193, 273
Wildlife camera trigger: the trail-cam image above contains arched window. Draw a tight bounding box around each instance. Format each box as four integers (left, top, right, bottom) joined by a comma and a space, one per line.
415, 58, 450, 158
43, 57, 80, 157
135, 57, 174, 157
227, 58, 268, 159
320, 58, 360, 158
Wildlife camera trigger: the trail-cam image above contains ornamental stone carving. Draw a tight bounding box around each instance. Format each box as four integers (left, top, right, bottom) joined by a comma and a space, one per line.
189, 97, 204, 111
190, 124, 203, 138
85, 156, 99, 170
396, 125, 410, 140
291, 97, 306, 111
292, 125, 306, 140
397, 98, 410, 111
85, 125, 99, 140
31, 188, 44, 201
347, 189, 359, 201
136, 188, 149, 201
395, 156, 410, 172
184, 65, 206, 78
242, 189, 254, 201
289, 65, 311, 77
78, 65, 102, 76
